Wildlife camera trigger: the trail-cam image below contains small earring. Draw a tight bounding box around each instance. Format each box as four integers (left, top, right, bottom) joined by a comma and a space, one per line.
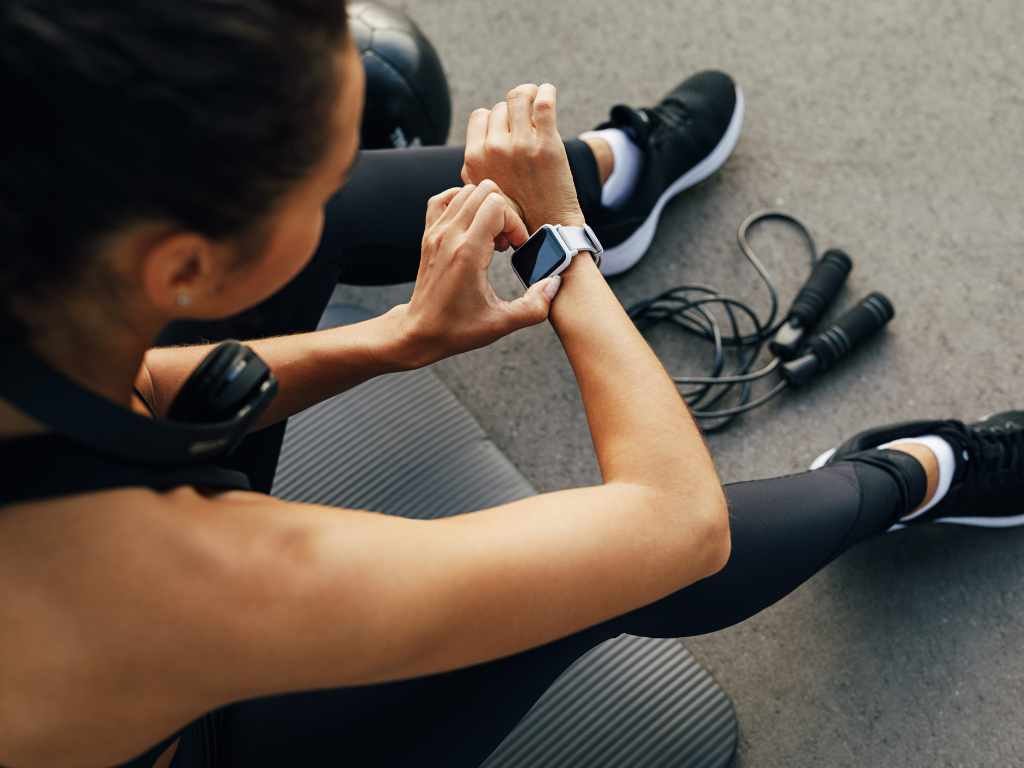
176, 292, 192, 308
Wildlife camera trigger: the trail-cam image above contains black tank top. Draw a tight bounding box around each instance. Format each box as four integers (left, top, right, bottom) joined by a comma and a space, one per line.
0, 432, 253, 767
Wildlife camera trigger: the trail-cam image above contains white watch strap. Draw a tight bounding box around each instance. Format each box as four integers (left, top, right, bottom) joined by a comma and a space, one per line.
555, 224, 604, 269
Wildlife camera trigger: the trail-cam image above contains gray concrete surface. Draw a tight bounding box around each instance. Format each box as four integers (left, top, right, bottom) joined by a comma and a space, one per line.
336, 1, 1024, 765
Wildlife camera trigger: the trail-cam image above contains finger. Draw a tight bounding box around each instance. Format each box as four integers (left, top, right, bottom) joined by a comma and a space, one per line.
501, 275, 562, 332
494, 234, 510, 252
450, 180, 502, 232
466, 107, 489, 147
500, 200, 529, 248
434, 183, 479, 229
507, 84, 539, 137
463, 108, 489, 182
534, 83, 557, 133
466, 191, 528, 251
424, 187, 461, 229
487, 101, 510, 139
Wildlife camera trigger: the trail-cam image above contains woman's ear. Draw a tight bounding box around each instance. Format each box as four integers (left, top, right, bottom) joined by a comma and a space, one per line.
138, 232, 228, 317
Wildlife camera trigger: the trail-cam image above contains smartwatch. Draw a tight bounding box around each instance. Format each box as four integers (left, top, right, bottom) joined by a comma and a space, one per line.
510, 224, 604, 288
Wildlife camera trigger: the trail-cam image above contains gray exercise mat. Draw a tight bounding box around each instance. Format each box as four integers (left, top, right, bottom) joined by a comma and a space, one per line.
272, 302, 737, 768
481, 635, 735, 768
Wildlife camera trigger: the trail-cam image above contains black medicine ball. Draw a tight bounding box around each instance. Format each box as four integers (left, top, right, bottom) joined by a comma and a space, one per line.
348, 2, 452, 149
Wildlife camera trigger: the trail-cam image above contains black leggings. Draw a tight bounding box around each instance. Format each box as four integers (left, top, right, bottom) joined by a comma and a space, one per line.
161, 142, 924, 767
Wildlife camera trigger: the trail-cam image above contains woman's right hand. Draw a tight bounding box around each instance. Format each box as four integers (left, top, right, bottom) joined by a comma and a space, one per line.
396, 179, 563, 368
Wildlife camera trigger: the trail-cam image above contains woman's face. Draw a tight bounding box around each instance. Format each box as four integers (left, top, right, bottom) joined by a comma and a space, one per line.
195, 38, 366, 319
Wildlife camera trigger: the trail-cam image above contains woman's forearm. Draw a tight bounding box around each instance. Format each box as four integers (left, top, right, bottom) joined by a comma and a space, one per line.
142, 305, 416, 428
549, 252, 726, 516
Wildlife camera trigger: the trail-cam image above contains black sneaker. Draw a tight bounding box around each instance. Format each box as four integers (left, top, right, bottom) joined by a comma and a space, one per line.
589, 70, 744, 276
810, 412, 1024, 528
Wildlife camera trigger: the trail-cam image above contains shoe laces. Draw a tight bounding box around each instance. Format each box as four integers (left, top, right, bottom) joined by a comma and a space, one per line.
639, 97, 698, 152
611, 97, 696, 149
652, 96, 695, 130
961, 420, 1024, 496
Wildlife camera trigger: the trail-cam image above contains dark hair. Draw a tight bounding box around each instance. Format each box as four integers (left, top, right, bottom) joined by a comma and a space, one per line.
0, 0, 349, 337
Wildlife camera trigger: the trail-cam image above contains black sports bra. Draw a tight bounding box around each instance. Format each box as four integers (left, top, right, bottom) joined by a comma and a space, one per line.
0, 431, 252, 767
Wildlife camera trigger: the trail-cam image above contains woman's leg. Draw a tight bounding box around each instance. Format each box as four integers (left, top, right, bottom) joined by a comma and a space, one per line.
603, 449, 925, 638
216, 452, 923, 767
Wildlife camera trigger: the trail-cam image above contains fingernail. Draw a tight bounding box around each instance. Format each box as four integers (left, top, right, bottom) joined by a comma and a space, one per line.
543, 275, 562, 300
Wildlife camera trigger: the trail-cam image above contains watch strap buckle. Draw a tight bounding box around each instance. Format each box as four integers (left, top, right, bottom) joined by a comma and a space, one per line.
554, 224, 604, 269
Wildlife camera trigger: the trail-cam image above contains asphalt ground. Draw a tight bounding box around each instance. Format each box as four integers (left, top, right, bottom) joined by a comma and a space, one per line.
335, 2, 1024, 764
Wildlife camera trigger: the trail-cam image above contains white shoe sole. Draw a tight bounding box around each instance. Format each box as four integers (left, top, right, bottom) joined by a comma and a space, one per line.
600, 85, 746, 277
809, 446, 836, 470
808, 445, 1024, 529
935, 513, 1024, 528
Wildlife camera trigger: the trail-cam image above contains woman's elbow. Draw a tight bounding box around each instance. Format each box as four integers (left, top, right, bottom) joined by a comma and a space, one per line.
682, 484, 730, 579
647, 482, 731, 579
703, 487, 731, 576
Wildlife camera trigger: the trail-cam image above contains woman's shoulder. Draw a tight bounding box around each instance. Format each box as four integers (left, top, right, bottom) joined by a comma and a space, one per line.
1, 483, 222, 568
0, 480, 285, 766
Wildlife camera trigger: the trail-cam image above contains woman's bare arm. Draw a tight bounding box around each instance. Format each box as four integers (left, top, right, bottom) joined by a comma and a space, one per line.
139, 307, 416, 428
458, 82, 729, 534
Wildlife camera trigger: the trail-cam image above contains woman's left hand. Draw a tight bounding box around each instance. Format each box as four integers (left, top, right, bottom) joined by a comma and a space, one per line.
461, 83, 585, 234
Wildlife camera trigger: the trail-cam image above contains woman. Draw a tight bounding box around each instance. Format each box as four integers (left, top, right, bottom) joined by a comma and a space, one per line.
1, 2, 1021, 767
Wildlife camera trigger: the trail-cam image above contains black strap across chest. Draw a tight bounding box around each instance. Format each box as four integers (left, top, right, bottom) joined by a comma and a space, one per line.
0, 432, 252, 505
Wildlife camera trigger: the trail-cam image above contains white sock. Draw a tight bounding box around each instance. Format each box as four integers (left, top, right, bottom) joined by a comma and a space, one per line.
579, 128, 643, 209
877, 435, 958, 521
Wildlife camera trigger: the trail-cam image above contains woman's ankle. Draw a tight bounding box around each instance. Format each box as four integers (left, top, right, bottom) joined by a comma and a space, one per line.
581, 135, 615, 185
884, 442, 940, 516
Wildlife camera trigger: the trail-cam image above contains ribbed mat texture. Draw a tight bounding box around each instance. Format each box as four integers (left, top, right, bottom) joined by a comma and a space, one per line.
271, 303, 737, 767
482, 635, 736, 768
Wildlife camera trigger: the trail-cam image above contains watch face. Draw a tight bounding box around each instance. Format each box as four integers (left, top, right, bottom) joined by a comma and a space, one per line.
511, 228, 568, 287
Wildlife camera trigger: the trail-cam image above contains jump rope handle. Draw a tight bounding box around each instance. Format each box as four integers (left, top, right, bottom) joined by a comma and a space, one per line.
781, 292, 895, 386
770, 249, 853, 359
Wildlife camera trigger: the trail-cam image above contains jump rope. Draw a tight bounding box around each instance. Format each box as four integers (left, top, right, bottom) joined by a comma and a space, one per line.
625, 211, 895, 433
